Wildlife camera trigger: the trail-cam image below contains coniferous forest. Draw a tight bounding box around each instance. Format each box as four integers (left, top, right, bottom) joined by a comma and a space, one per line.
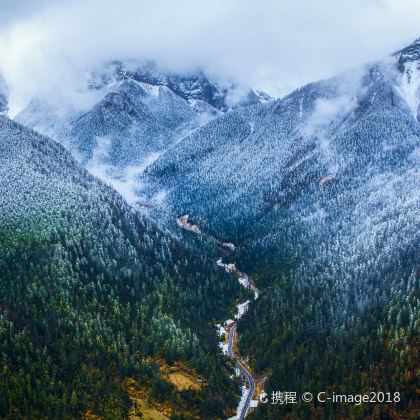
0, 5, 419, 419
0, 117, 243, 418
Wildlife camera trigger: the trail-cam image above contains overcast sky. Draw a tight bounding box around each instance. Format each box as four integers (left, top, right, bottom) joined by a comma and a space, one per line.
0, 0, 419, 114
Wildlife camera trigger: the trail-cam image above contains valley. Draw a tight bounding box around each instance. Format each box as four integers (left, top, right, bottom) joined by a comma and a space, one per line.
0, 30, 419, 419
177, 212, 261, 419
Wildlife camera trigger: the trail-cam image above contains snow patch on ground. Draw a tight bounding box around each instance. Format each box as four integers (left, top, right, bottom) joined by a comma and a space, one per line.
219, 341, 229, 356
176, 214, 202, 234
227, 384, 249, 420
222, 242, 236, 251
238, 274, 259, 300
216, 258, 236, 272
217, 320, 233, 356
235, 301, 250, 320
239, 275, 249, 288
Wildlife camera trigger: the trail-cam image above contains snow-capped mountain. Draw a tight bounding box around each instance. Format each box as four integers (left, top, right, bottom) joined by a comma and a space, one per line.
16, 62, 270, 204
396, 37, 420, 67
90, 61, 271, 111
144, 37, 419, 311
7, 37, 420, 419
139, 38, 420, 419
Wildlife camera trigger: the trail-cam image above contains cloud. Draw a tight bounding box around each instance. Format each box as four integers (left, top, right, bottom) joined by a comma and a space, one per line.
0, 0, 54, 27
0, 0, 419, 115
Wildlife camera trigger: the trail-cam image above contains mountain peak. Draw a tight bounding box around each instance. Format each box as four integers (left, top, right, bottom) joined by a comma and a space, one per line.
395, 37, 420, 70
89, 61, 270, 111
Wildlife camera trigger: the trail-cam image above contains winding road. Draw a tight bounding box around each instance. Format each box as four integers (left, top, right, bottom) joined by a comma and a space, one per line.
227, 321, 256, 419
176, 219, 258, 418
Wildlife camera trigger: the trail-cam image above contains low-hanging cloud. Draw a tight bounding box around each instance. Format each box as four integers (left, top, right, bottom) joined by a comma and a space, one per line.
0, 0, 419, 115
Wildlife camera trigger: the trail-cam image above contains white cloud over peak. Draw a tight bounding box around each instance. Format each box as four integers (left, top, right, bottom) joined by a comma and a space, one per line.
0, 0, 419, 115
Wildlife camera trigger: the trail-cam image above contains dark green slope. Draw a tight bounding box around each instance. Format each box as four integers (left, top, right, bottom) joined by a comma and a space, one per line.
0, 116, 241, 419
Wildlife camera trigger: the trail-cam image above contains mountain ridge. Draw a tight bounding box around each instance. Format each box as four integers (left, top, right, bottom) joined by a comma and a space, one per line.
140, 38, 420, 417
4, 37, 420, 419
15, 63, 271, 205
0, 114, 242, 418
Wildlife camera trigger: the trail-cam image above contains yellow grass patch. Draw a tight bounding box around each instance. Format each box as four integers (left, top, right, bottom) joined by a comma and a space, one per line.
167, 371, 201, 391
129, 397, 169, 420
124, 378, 172, 419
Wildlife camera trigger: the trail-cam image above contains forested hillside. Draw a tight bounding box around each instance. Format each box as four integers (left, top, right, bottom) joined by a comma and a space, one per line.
0, 115, 243, 418
16, 62, 269, 207
5, 32, 420, 419
143, 39, 420, 417
2, 0, 420, 417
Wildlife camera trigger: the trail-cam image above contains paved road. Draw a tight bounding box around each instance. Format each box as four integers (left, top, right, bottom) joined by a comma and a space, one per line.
237, 359, 255, 420
227, 321, 255, 419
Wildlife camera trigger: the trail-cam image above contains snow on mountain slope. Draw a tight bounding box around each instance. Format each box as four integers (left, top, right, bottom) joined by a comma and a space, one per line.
16, 62, 270, 204
145, 39, 419, 217
96, 61, 270, 111
137, 41, 420, 419
143, 38, 420, 317
396, 39, 420, 120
